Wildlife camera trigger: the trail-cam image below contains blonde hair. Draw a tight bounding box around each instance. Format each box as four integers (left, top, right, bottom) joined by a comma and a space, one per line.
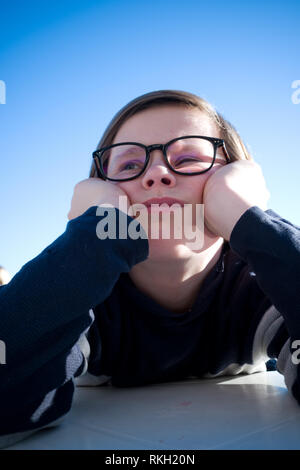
89, 89, 253, 177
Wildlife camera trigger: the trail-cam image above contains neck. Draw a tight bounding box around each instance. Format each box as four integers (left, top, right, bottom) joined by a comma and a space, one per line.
128, 237, 225, 314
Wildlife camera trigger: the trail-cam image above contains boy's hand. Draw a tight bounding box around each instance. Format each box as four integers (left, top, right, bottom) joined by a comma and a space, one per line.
68, 178, 131, 220
202, 160, 271, 241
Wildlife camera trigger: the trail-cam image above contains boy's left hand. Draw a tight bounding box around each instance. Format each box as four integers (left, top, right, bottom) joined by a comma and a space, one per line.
202, 160, 271, 241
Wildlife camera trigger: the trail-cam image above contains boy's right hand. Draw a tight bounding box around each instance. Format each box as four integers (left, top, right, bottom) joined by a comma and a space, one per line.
67, 178, 131, 221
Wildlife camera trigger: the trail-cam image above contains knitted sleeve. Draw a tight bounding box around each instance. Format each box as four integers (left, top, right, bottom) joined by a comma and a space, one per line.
229, 206, 300, 404
0, 206, 148, 447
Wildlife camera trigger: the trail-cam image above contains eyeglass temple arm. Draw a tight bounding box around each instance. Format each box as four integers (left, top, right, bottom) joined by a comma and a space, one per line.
220, 142, 231, 162
93, 152, 106, 179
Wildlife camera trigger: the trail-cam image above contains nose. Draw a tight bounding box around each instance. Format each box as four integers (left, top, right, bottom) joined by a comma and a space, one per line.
141, 149, 176, 189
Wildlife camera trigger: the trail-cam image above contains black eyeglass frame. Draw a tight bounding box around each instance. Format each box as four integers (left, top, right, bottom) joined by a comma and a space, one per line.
92, 135, 231, 182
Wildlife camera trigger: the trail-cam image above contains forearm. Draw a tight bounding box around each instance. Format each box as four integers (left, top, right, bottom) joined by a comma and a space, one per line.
229, 206, 300, 338
0, 206, 148, 386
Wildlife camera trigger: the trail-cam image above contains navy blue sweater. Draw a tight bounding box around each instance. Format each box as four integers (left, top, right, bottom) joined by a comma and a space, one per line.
0, 205, 299, 447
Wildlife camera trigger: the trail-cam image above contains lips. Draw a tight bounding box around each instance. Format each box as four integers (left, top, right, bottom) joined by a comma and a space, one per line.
141, 197, 185, 207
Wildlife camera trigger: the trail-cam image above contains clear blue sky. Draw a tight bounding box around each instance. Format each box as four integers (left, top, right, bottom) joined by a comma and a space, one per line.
0, 0, 299, 277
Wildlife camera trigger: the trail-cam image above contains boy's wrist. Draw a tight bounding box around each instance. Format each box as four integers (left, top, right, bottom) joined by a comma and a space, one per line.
205, 201, 254, 241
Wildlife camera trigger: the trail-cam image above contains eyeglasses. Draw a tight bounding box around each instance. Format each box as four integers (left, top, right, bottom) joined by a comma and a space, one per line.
92, 135, 231, 182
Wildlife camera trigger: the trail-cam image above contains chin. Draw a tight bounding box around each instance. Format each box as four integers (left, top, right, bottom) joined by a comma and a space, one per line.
147, 237, 184, 258
147, 237, 201, 258
147, 229, 223, 258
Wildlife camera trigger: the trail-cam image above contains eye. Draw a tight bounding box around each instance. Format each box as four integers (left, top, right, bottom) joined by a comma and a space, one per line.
119, 160, 144, 171
173, 155, 202, 166
177, 156, 200, 164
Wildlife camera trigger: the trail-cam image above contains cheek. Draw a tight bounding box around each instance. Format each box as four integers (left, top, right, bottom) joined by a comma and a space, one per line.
114, 181, 135, 204
116, 181, 132, 192
196, 166, 224, 200
190, 172, 213, 203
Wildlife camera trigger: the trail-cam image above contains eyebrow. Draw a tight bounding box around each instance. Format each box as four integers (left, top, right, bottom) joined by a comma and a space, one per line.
112, 147, 142, 157
109, 147, 141, 163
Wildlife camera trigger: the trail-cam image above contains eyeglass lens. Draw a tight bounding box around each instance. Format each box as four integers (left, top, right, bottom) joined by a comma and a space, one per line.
100, 137, 224, 180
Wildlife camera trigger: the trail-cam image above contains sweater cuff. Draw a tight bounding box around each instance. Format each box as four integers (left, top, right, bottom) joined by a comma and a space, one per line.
229, 206, 281, 260
75, 205, 149, 264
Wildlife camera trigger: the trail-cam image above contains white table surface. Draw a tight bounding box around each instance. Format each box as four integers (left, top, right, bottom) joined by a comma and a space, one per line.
5, 371, 300, 450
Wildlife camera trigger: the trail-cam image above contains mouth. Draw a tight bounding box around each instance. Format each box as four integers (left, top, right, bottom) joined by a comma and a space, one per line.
141, 197, 185, 209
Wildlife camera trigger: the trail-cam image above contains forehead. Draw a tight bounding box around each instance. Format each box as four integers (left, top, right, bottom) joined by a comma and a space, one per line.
112, 105, 219, 145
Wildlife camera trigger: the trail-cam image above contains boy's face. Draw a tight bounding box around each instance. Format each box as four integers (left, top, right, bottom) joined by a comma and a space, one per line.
110, 105, 228, 256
